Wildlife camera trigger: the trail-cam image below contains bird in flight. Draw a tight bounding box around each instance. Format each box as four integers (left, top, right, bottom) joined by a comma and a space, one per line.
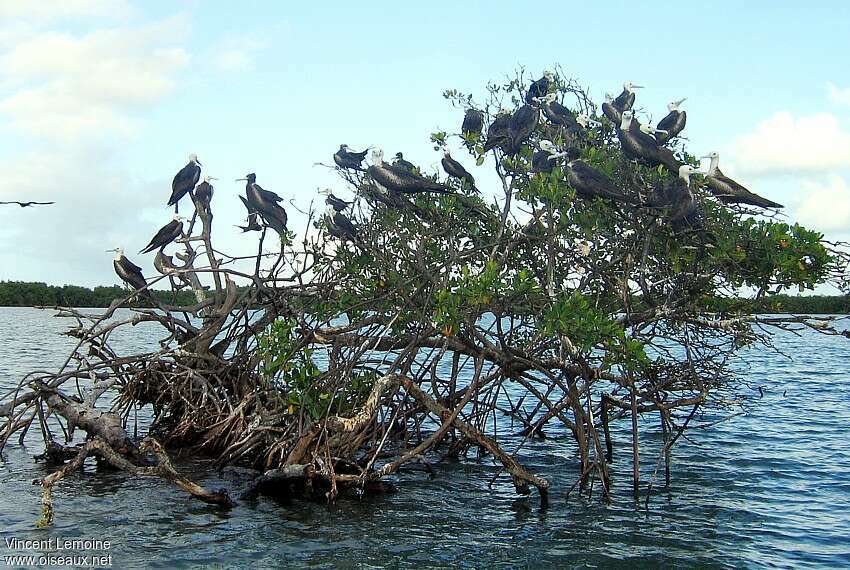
0, 201, 55, 207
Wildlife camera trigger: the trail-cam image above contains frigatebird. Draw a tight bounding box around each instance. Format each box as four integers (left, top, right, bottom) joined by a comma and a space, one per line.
236, 173, 288, 236
639, 121, 669, 143
461, 109, 484, 136
236, 212, 262, 232
108, 247, 151, 299
367, 149, 451, 194
656, 99, 687, 145
320, 189, 352, 211
601, 93, 622, 124
612, 81, 643, 112
168, 154, 201, 213
537, 93, 579, 129
618, 111, 682, 171
543, 143, 637, 204
194, 176, 216, 213
441, 149, 476, 191
334, 145, 369, 170
508, 104, 540, 154
483, 111, 512, 152
701, 152, 783, 209
648, 175, 702, 231
0, 201, 54, 207
392, 152, 417, 172
140, 215, 184, 254
526, 71, 554, 103
325, 208, 358, 242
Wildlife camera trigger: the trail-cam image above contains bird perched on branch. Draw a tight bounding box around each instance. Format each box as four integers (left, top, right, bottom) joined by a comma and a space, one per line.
0, 201, 54, 207
325, 207, 359, 242
108, 247, 152, 299
526, 70, 555, 103
483, 111, 512, 152
461, 109, 484, 136
333, 145, 369, 170
392, 152, 417, 173
701, 152, 783, 209
655, 99, 687, 145
236, 212, 262, 233
601, 92, 622, 124
367, 149, 451, 194
168, 154, 201, 213
440, 149, 477, 191
236, 173, 288, 236
194, 176, 216, 214
320, 189, 353, 212
542, 142, 638, 204
537, 93, 579, 130
140, 215, 184, 254
618, 111, 682, 171
612, 81, 643, 112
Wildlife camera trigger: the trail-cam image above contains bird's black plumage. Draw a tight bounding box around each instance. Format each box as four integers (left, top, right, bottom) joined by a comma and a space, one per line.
325, 192, 352, 212
526, 74, 551, 103
113, 251, 151, 298
139, 218, 183, 254
441, 152, 476, 190
194, 179, 214, 213
333, 145, 368, 170
656, 109, 687, 145
612, 87, 636, 112
168, 158, 201, 213
367, 160, 451, 195
532, 149, 555, 174
540, 96, 578, 129
326, 211, 358, 241
648, 178, 703, 231
601, 97, 622, 125
617, 113, 682, 171
461, 109, 484, 136
565, 160, 638, 204
507, 104, 540, 154
240, 173, 288, 236
0, 201, 54, 207
392, 152, 417, 172
483, 112, 512, 152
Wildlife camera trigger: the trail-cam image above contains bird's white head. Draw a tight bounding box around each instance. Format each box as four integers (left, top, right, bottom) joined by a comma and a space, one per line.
668, 98, 686, 112
700, 151, 720, 175
539, 140, 558, 154
543, 70, 555, 82
340, 144, 350, 151
678, 165, 700, 186
605, 92, 614, 104
371, 148, 384, 164
173, 214, 185, 222
577, 114, 600, 128
442, 147, 452, 157
620, 110, 634, 129
106, 247, 123, 260
188, 153, 200, 165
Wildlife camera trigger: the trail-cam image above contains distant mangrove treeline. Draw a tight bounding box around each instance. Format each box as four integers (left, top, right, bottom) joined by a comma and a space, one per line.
0, 281, 197, 307
0, 281, 848, 313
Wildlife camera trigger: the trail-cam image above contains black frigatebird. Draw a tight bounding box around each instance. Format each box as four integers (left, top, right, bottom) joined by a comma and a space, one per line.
367, 149, 451, 194
618, 111, 682, 171
0, 201, 54, 207
526, 70, 554, 103
334, 145, 369, 170
236, 212, 262, 232
194, 176, 216, 213
462, 109, 484, 136
236, 173, 288, 236
320, 188, 352, 211
537, 93, 578, 129
612, 81, 643, 112
507, 103, 540, 154
601, 92, 622, 124
441, 149, 476, 191
656, 99, 687, 145
392, 152, 417, 172
108, 247, 152, 299
325, 207, 359, 242
168, 154, 201, 213
140, 215, 184, 254
483, 111, 512, 152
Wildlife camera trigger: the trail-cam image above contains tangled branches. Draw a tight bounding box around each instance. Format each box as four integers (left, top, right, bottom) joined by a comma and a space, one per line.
1, 68, 848, 525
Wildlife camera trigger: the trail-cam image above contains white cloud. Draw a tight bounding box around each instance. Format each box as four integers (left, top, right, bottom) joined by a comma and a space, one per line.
0, 17, 189, 141
795, 174, 850, 233
827, 82, 850, 107
726, 111, 850, 176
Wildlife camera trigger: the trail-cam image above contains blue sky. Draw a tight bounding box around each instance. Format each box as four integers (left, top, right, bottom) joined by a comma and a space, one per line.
1, 0, 849, 287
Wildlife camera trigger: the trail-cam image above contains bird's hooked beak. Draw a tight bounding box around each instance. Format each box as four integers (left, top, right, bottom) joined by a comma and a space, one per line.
675, 98, 687, 106
208, 177, 218, 181
631, 85, 644, 89
235, 178, 247, 182
105, 248, 118, 253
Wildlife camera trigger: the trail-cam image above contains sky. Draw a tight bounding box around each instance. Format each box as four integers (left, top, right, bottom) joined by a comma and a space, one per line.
0, 0, 849, 287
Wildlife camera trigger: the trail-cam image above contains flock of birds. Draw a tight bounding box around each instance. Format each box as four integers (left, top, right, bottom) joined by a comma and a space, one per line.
104, 73, 782, 298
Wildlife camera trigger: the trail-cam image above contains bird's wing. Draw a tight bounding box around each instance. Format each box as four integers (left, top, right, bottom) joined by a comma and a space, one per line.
172, 162, 200, 191
255, 184, 283, 202
656, 111, 676, 132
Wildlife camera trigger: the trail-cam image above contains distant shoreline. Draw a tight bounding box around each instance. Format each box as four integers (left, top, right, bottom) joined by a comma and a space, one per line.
1, 281, 847, 314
